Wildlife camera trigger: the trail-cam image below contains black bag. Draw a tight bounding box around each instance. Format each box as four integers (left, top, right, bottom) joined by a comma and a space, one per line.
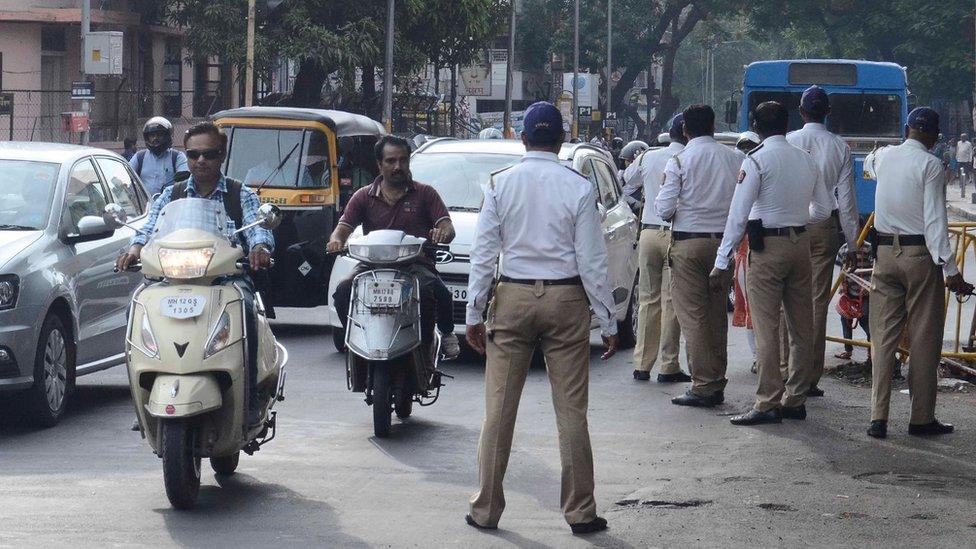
746, 219, 765, 251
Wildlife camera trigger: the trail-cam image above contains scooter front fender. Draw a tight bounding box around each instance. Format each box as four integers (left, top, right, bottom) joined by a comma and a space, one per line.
147, 374, 222, 418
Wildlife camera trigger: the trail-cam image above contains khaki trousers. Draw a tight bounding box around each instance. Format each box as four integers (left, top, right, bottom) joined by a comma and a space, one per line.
469, 282, 596, 527
746, 234, 815, 411
669, 237, 733, 396
869, 244, 944, 424
634, 229, 681, 373
807, 215, 841, 387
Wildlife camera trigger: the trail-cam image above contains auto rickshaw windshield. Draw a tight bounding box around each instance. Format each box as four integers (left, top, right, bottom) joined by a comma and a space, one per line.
226, 128, 332, 189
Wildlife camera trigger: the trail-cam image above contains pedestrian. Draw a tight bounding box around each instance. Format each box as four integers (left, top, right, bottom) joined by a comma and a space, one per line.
464, 101, 618, 535
732, 132, 762, 371
655, 104, 742, 408
785, 85, 860, 397
955, 133, 973, 197
835, 277, 870, 363
945, 138, 957, 186
121, 137, 136, 161
712, 100, 834, 425
621, 115, 689, 383
862, 107, 973, 439
129, 117, 189, 196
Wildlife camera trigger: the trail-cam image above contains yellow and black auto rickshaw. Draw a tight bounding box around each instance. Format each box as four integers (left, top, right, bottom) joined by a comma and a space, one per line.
212, 107, 385, 309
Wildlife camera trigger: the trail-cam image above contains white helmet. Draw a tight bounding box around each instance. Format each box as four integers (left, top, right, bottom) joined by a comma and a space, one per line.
736, 131, 762, 152
478, 128, 504, 140
143, 116, 174, 153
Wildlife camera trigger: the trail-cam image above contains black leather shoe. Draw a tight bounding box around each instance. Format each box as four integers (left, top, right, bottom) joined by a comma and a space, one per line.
633, 370, 650, 381
730, 408, 782, 425
806, 386, 824, 397
465, 514, 497, 530
671, 390, 720, 408
781, 405, 806, 420
570, 516, 608, 535
130, 417, 141, 431
714, 390, 725, 404
657, 371, 692, 383
908, 420, 954, 436
867, 420, 887, 439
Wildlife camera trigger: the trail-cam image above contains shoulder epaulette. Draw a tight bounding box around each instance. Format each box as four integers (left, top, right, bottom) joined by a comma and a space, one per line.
744, 142, 764, 168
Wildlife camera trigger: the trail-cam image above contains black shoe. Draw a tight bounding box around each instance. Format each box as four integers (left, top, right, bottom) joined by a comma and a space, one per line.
908, 420, 954, 436
714, 390, 725, 404
806, 386, 825, 397
130, 417, 140, 431
730, 408, 782, 426
867, 420, 887, 439
781, 405, 806, 420
570, 516, 608, 535
657, 371, 692, 383
671, 390, 720, 408
465, 514, 497, 530
633, 370, 650, 381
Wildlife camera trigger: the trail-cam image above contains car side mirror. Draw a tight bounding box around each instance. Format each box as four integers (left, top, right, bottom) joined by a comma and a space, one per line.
257, 203, 283, 230
724, 100, 738, 125
102, 203, 128, 229
76, 215, 114, 238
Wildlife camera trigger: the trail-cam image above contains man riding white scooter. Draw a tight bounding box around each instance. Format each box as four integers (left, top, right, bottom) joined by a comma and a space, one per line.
117, 121, 274, 426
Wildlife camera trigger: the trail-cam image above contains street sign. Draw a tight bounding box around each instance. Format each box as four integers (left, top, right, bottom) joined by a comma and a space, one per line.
460, 64, 491, 97
0, 93, 12, 116
71, 81, 94, 101
578, 106, 592, 118
606, 112, 617, 120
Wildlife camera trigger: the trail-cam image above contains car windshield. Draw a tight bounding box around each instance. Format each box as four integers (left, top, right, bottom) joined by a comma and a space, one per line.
826, 93, 903, 137
410, 153, 520, 210
0, 160, 59, 230
151, 198, 229, 243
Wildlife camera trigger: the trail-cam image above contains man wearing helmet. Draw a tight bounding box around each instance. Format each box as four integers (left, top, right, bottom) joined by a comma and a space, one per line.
130, 116, 189, 195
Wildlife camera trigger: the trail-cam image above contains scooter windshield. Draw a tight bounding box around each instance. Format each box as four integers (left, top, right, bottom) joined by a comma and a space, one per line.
150, 198, 230, 244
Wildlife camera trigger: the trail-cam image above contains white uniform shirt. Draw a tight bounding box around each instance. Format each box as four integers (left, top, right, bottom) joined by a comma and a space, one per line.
466, 151, 618, 336
715, 135, 832, 270
621, 142, 685, 226
956, 140, 973, 163
786, 122, 860, 248
655, 136, 743, 232
865, 139, 958, 276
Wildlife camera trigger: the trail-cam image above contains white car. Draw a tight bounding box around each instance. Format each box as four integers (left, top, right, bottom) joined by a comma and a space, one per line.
325, 139, 640, 352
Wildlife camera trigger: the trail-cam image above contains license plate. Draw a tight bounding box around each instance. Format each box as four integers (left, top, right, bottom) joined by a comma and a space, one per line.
364, 281, 403, 307
447, 284, 468, 302
161, 295, 207, 319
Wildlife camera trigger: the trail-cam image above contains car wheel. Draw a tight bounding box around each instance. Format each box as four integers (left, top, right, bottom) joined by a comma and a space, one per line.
616, 279, 638, 350
23, 314, 73, 427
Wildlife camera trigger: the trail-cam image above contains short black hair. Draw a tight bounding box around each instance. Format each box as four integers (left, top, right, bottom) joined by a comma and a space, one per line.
752, 101, 789, 136
123, 137, 135, 147
374, 135, 412, 162
183, 121, 228, 151
525, 129, 563, 148
682, 104, 714, 138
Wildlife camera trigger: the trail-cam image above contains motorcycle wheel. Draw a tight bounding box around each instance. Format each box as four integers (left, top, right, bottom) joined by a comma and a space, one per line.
394, 387, 413, 419
372, 364, 392, 438
210, 452, 240, 476
162, 419, 201, 510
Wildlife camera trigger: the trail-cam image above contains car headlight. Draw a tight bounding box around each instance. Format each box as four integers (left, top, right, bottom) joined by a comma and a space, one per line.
0, 275, 19, 310
204, 311, 231, 358
140, 313, 158, 357
158, 247, 215, 279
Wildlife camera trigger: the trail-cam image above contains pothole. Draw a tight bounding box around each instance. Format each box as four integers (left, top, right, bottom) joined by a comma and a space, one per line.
854, 471, 976, 495
759, 503, 798, 512
615, 498, 713, 509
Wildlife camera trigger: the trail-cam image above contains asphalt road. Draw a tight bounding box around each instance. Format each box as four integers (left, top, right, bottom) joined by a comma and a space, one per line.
2, 303, 976, 547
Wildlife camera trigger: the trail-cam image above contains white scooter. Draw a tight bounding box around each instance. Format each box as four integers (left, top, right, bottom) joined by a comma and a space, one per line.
106, 198, 287, 509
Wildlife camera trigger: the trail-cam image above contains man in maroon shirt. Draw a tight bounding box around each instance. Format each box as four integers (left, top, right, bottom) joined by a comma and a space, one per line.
328, 135, 459, 356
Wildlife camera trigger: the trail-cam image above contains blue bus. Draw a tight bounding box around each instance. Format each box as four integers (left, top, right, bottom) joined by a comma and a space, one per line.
727, 59, 909, 214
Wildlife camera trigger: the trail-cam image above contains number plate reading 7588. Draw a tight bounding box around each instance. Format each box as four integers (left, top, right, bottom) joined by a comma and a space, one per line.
364, 281, 403, 307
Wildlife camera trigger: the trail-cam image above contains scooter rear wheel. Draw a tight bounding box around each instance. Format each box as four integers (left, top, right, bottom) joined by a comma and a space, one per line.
372, 364, 392, 438
162, 419, 201, 509
210, 452, 240, 476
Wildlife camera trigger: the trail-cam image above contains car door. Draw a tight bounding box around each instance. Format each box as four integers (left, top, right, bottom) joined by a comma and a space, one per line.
590, 156, 640, 313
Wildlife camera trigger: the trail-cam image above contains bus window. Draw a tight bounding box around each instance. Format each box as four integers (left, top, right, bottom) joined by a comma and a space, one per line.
826, 94, 902, 137
746, 91, 804, 132
227, 128, 305, 188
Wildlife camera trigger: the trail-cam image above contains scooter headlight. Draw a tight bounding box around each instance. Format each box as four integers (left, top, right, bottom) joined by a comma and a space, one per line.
204, 311, 231, 358
347, 243, 423, 263
140, 313, 158, 357
158, 247, 215, 279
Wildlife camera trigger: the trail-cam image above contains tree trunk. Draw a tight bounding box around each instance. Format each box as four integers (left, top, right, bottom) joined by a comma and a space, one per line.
654, 45, 679, 128
432, 64, 440, 134
361, 64, 378, 118
289, 59, 326, 107
450, 64, 457, 136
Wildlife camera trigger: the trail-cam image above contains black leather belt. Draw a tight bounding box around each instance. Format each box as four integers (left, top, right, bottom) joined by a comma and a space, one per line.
877, 233, 926, 246
761, 226, 807, 237
498, 275, 583, 286
673, 231, 723, 241
642, 223, 670, 231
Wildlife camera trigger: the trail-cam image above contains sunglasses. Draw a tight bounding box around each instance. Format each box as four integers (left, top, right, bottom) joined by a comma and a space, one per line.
186, 148, 222, 160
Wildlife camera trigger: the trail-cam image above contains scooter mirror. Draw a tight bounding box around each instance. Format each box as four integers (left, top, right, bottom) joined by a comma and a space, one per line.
257, 203, 283, 230
102, 203, 128, 229
173, 170, 191, 183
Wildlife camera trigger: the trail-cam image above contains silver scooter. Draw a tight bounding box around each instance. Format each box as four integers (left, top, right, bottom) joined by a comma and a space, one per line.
342, 230, 449, 437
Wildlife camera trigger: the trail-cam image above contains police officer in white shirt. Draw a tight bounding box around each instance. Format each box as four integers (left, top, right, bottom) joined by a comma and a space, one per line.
862, 107, 973, 439
786, 85, 860, 397
655, 104, 742, 408
713, 101, 833, 425
621, 115, 689, 383
465, 101, 617, 535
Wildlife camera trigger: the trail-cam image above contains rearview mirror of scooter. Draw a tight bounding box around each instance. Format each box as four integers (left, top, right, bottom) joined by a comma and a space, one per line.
257, 203, 282, 230
102, 203, 135, 230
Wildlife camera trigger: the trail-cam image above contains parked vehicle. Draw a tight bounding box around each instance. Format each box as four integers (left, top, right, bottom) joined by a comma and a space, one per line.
325, 139, 641, 350
111, 197, 287, 509
340, 230, 449, 438
0, 142, 149, 426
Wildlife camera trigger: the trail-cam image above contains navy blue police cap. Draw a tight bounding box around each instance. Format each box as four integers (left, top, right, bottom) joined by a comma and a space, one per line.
800, 85, 829, 116
907, 107, 940, 134
522, 102, 563, 142
669, 113, 684, 135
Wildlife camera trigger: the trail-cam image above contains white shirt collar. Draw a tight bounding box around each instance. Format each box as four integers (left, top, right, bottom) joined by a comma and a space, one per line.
522, 151, 559, 162
802, 122, 827, 131
903, 138, 930, 152
668, 142, 685, 152
686, 135, 716, 147
764, 135, 788, 145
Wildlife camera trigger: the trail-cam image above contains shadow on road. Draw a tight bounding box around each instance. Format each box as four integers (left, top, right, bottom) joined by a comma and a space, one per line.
269, 322, 331, 337
0, 383, 131, 436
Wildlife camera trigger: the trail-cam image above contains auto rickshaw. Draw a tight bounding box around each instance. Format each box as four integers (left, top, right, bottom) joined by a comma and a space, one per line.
212, 107, 385, 309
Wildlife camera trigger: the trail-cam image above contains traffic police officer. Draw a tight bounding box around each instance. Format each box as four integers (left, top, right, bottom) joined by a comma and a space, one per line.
464, 101, 618, 534
655, 104, 742, 407
863, 107, 973, 439
713, 101, 833, 425
621, 115, 690, 383
786, 85, 860, 397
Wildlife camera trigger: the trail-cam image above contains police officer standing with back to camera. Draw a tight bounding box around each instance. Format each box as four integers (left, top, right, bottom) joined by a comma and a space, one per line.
621, 114, 690, 384
655, 104, 742, 408
464, 101, 618, 535
786, 85, 860, 397
712, 101, 833, 425
863, 107, 974, 439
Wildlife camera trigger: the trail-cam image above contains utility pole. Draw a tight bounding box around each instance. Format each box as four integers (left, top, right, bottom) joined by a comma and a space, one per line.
572, 0, 579, 140
605, 0, 611, 133
382, 0, 395, 133
245, 0, 256, 107
80, 0, 90, 145
503, 0, 516, 138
